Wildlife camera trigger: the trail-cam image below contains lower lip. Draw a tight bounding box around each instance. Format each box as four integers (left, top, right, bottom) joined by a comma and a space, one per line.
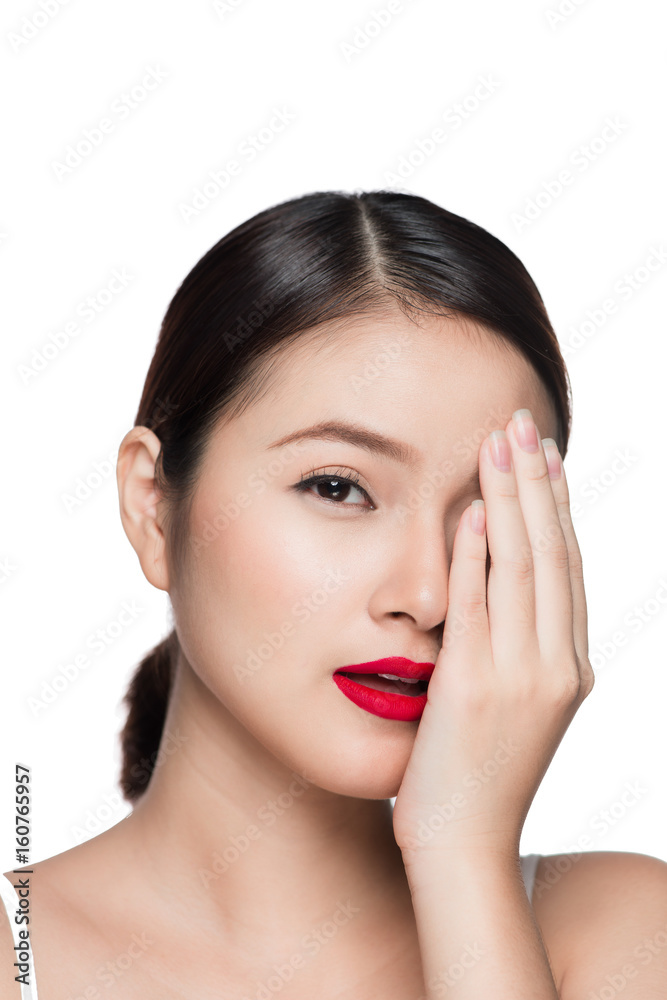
332, 673, 427, 721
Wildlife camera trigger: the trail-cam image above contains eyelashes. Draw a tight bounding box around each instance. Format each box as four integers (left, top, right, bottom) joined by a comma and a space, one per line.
291, 467, 483, 513
292, 467, 375, 509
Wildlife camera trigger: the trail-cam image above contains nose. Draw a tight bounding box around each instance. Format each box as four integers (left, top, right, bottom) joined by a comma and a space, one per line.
367, 514, 450, 637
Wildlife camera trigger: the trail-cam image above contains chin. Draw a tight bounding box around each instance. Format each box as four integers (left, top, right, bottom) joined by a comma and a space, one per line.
292, 740, 411, 802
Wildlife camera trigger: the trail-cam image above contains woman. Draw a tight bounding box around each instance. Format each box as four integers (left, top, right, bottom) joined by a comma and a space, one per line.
2, 190, 666, 998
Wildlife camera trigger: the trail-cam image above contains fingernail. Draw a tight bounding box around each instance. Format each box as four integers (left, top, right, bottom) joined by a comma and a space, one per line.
470, 499, 486, 534
542, 438, 562, 479
512, 409, 539, 452
489, 429, 511, 471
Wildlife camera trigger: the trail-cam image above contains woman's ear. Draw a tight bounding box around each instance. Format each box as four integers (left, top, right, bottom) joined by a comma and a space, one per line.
116, 426, 170, 592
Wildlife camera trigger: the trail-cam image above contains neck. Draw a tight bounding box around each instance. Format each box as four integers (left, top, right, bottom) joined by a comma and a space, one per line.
111, 658, 411, 951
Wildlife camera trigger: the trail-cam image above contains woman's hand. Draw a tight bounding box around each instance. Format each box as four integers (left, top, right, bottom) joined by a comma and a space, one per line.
392, 408, 595, 868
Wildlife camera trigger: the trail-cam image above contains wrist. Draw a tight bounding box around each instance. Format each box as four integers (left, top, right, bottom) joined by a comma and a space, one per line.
402, 848, 526, 907
399, 829, 521, 865
400, 838, 521, 881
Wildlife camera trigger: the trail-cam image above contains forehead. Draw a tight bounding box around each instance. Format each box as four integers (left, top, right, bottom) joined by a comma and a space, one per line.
242, 308, 559, 459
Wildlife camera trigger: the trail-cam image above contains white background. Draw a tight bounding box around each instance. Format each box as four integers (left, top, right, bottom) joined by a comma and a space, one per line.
1, 0, 666, 869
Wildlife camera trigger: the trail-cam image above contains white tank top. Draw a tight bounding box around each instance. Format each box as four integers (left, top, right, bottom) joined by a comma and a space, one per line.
1, 855, 542, 997
0, 872, 38, 1000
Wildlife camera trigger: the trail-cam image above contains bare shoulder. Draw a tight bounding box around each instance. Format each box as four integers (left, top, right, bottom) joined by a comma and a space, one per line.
0, 873, 24, 999
1, 848, 147, 998
531, 850, 667, 998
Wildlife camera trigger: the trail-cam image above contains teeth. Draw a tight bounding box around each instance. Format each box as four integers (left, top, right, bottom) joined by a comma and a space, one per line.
377, 673, 419, 684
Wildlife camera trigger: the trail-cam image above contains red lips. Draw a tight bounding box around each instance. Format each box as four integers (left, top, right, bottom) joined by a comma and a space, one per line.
332, 657, 436, 722
334, 656, 435, 681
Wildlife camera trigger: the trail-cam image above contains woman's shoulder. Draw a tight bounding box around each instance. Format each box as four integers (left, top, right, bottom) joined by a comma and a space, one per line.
531, 850, 667, 997
2, 849, 90, 919
2, 815, 135, 907
1, 855, 93, 997
1, 843, 158, 999
1, 858, 72, 999
2, 825, 142, 937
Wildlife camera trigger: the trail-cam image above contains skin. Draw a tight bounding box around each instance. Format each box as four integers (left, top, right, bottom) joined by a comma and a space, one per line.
0, 307, 601, 995
119, 306, 559, 982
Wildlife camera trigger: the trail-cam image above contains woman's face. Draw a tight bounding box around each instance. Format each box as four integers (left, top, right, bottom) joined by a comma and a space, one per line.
166, 308, 560, 799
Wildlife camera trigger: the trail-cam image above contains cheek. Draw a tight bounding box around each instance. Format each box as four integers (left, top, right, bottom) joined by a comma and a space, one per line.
178, 495, 349, 672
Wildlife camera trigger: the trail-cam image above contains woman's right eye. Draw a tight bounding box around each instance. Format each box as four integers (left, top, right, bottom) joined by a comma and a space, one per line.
292, 471, 375, 509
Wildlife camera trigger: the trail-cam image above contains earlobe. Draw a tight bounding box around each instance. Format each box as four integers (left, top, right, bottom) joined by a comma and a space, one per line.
116, 426, 170, 592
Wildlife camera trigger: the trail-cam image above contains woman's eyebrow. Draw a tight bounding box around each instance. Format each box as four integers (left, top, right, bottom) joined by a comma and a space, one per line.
267, 419, 483, 494
267, 419, 422, 470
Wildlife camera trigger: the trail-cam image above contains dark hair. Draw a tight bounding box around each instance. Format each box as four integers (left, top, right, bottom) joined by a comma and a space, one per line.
118, 188, 572, 802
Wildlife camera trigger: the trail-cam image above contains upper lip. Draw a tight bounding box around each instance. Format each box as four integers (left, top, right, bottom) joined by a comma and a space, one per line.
334, 657, 435, 681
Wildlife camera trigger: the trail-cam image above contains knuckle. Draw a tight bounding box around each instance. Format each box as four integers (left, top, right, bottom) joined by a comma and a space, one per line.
547, 538, 570, 571
446, 595, 488, 641
505, 550, 534, 587
555, 494, 573, 516
523, 461, 551, 486
460, 590, 488, 619
568, 549, 585, 583
468, 546, 489, 567
549, 667, 581, 705
579, 660, 596, 699
494, 484, 519, 506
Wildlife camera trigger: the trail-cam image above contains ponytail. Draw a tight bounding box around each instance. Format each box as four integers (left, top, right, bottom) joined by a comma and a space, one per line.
118, 629, 178, 803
